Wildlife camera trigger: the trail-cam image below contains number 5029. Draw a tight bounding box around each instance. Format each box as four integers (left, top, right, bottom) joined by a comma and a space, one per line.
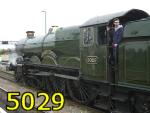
6, 92, 65, 111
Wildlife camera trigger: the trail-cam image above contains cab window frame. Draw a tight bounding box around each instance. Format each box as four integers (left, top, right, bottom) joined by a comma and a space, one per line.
96, 24, 107, 45
81, 26, 94, 47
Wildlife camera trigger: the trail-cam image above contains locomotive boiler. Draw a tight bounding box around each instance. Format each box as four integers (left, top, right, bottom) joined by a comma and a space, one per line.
11, 9, 150, 113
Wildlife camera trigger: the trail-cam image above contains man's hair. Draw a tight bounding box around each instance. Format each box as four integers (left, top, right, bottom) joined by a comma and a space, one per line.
113, 18, 119, 22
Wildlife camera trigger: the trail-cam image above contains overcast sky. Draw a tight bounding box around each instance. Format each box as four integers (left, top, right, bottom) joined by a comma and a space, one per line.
0, 0, 150, 41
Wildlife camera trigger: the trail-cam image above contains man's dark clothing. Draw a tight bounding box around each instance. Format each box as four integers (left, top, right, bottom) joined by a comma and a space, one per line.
113, 25, 123, 44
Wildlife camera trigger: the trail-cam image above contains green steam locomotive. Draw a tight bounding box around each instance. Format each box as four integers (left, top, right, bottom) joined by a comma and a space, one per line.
11, 9, 150, 113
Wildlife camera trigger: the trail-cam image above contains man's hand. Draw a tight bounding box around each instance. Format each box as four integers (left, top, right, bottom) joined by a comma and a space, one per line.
112, 43, 118, 48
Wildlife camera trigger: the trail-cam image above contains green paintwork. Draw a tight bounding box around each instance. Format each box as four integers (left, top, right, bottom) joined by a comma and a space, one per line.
16, 26, 80, 68
55, 26, 80, 57
23, 36, 43, 56
124, 18, 150, 37
42, 33, 55, 50
118, 19, 150, 90
58, 57, 80, 68
80, 26, 107, 81
52, 26, 80, 68
41, 33, 56, 64
41, 26, 80, 68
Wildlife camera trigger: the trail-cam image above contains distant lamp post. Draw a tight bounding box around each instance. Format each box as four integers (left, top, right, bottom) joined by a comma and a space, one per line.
41, 10, 47, 34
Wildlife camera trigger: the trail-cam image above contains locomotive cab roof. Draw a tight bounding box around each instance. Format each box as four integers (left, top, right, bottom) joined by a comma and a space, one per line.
81, 9, 149, 27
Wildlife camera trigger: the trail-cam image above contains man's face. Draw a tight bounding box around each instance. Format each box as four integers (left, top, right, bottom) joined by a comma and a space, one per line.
113, 20, 120, 27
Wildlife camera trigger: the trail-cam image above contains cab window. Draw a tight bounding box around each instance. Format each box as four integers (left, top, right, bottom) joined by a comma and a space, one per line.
97, 26, 106, 45
82, 27, 94, 46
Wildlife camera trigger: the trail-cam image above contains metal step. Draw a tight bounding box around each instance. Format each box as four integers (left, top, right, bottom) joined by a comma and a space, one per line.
94, 103, 109, 110
25, 63, 79, 76
28, 71, 52, 76
99, 92, 110, 97
111, 109, 130, 113
111, 94, 128, 102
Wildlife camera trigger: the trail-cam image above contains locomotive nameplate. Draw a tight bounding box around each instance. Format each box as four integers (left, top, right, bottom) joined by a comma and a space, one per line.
86, 56, 97, 64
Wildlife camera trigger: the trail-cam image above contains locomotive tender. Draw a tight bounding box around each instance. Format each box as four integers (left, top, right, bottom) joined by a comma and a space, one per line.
11, 9, 150, 113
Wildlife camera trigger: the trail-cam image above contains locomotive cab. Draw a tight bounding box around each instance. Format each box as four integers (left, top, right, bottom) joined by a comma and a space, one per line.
80, 9, 149, 83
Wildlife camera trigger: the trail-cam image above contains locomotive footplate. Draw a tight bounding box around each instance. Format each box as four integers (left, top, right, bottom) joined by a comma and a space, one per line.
24, 63, 80, 80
